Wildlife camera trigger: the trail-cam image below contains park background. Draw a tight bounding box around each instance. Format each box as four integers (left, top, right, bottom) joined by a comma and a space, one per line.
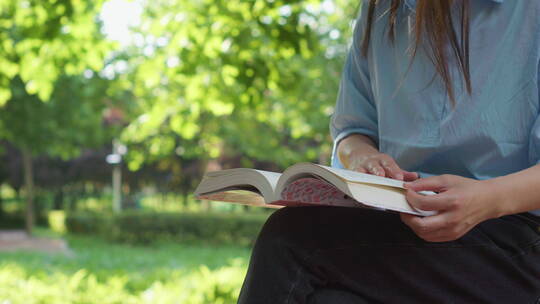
0, 0, 359, 303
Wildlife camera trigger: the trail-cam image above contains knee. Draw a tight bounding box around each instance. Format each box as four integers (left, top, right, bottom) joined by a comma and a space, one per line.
258, 207, 302, 240
255, 207, 315, 249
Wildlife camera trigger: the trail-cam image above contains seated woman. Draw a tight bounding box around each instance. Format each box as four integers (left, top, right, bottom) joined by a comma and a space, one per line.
238, 0, 540, 303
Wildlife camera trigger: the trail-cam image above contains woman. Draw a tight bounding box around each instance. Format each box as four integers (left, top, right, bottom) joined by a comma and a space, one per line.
239, 0, 540, 302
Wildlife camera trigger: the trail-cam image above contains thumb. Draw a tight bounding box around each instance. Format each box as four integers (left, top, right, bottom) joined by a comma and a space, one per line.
404, 175, 449, 192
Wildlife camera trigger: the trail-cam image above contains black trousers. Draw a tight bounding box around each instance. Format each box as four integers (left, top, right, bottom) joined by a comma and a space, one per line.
238, 207, 540, 303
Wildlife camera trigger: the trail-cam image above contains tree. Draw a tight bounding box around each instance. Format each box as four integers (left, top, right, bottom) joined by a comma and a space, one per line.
0, 0, 113, 233
0, 0, 110, 104
118, 0, 360, 171
0, 75, 114, 233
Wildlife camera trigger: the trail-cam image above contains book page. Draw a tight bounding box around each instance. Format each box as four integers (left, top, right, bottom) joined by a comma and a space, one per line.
255, 170, 281, 191
197, 190, 280, 208
346, 182, 436, 216
195, 168, 282, 202
317, 164, 405, 188
282, 164, 435, 216
278, 177, 358, 207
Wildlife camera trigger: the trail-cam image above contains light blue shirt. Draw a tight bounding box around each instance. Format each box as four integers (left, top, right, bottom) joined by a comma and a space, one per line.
329, 0, 540, 215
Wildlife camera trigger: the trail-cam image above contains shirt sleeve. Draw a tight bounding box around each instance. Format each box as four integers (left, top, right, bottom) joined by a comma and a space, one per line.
329, 7, 378, 169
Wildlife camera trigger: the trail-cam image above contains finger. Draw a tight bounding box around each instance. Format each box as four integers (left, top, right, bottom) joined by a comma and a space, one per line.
405, 189, 450, 211
403, 175, 450, 192
400, 213, 427, 234
402, 171, 419, 182
365, 161, 385, 177
400, 212, 417, 227
379, 158, 404, 180
351, 166, 367, 174
419, 223, 467, 243
420, 230, 461, 243
400, 213, 454, 238
402, 213, 450, 231
409, 226, 455, 243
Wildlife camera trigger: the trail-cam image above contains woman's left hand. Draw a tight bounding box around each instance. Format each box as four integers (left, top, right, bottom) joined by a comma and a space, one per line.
400, 174, 505, 242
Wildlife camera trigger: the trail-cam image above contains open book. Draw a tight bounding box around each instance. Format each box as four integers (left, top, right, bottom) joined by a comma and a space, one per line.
195, 163, 436, 216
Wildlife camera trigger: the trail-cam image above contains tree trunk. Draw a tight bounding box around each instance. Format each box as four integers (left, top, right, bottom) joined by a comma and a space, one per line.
53, 189, 64, 210
22, 149, 34, 235
68, 190, 77, 212
182, 192, 189, 208
112, 164, 122, 213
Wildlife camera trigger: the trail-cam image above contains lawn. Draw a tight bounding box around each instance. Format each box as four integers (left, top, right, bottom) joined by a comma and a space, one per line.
0, 229, 252, 304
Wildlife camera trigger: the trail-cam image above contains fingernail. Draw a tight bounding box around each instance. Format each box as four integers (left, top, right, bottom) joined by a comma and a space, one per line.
396, 173, 404, 180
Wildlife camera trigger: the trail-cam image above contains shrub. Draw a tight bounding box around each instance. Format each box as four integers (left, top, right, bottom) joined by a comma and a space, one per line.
65, 211, 271, 246
0, 262, 247, 304
0, 212, 49, 229
48, 210, 66, 233
0, 214, 25, 229
65, 212, 111, 235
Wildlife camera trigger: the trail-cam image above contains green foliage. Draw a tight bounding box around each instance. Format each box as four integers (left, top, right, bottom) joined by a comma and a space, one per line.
66, 211, 270, 246
48, 210, 66, 233
0, 263, 245, 304
0, 76, 113, 157
119, 0, 360, 169
0, 231, 250, 303
109, 211, 269, 245
0, 213, 25, 229
0, 0, 364, 237
65, 211, 109, 234
0, 0, 116, 234
0, 211, 48, 229
0, 0, 111, 104
0, 0, 363, 183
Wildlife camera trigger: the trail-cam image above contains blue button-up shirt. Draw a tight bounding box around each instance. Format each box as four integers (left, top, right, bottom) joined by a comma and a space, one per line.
330, 0, 540, 214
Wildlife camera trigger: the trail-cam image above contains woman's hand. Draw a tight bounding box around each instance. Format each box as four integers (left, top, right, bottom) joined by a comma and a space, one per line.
347, 150, 419, 181
400, 174, 504, 242
337, 134, 418, 181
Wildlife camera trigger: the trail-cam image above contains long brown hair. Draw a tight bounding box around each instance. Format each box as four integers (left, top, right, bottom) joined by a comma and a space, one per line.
362, 0, 472, 105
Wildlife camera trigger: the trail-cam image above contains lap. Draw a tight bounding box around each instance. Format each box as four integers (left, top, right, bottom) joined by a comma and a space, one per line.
255, 206, 540, 303
261, 206, 539, 249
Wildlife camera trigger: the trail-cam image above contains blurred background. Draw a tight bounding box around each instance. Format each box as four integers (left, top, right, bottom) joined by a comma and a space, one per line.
0, 0, 359, 302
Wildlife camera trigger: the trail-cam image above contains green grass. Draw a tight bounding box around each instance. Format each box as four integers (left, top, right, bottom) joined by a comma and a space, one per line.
0, 229, 252, 304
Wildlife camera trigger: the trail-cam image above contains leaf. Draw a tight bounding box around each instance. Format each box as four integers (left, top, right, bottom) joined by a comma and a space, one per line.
0, 87, 11, 107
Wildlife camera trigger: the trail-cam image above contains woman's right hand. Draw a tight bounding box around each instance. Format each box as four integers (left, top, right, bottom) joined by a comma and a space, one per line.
337, 134, 418, 181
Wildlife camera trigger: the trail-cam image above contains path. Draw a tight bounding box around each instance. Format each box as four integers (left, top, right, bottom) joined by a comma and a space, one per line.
0, 230, 70, 254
